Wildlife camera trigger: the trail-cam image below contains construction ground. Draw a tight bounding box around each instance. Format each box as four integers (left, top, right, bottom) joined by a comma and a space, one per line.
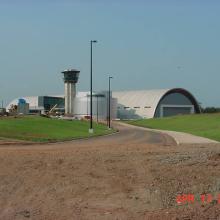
0, 122, 220, 220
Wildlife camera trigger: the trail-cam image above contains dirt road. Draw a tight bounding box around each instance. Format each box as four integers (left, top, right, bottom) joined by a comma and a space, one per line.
0, 123, 219, 220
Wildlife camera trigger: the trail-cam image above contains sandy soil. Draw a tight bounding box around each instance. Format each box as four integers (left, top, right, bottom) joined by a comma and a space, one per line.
0, 123, 219, 220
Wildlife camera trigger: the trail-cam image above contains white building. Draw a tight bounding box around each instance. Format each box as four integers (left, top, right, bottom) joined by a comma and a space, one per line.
113, 88, 200, 119
7, 91, 117, 120
7, 88, 200, 119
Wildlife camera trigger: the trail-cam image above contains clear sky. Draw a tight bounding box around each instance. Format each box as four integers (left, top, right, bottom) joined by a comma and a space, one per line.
0, 0, 220, 107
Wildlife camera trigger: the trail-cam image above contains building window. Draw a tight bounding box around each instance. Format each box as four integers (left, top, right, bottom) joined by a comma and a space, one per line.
144, 106, 151, 108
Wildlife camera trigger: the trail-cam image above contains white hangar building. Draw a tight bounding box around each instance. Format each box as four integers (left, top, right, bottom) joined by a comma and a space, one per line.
113, 88, 201, 119
7, 88, 200, 120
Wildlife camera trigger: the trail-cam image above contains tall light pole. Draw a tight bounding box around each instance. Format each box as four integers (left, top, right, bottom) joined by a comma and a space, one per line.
108, 76, 113, 129
96, 95, 99, 123
89, 40, 98, 133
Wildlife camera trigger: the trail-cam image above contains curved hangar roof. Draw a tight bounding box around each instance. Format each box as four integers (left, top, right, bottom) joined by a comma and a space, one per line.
112, 88, 200, 118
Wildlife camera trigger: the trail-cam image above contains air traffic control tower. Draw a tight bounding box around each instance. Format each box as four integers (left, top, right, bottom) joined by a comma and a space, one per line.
62, 69, 80, 115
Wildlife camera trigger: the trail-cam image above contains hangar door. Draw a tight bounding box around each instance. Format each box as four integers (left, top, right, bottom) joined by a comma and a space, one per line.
160, 105, 194, 117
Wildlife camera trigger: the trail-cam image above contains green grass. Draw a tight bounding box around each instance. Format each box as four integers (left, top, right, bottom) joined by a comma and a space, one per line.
127, 113, 220, 142
0, 116, 113, 142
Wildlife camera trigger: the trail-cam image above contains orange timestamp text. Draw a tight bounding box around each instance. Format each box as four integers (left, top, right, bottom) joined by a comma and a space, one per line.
176, 194, 220, 205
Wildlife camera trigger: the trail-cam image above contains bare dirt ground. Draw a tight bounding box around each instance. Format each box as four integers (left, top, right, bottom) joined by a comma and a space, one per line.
0, 123, 220, 220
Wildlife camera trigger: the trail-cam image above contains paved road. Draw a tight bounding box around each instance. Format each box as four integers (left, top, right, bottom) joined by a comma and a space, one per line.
120, 122, 219, 145
83, 122, 176, 146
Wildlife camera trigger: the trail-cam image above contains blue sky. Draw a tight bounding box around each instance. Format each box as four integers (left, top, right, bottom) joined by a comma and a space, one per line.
0, 0, 220, 107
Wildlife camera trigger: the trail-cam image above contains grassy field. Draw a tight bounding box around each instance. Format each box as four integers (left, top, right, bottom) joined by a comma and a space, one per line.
127, 113, 220, 141
0, 116, 112, 142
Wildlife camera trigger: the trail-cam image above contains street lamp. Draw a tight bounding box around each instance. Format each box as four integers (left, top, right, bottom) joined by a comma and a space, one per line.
89, 40, 98, 133
96, 95, 99, 123
108, 76, 113, 129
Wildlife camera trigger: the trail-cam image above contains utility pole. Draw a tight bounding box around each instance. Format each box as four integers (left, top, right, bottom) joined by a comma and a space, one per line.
89, 40, 98, 133
108, 76, 113, 129
96, 95, 99, 123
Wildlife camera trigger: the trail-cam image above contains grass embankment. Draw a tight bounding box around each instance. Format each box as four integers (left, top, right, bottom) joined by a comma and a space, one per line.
0, 116, 112, 142
127, 113, 220, 142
